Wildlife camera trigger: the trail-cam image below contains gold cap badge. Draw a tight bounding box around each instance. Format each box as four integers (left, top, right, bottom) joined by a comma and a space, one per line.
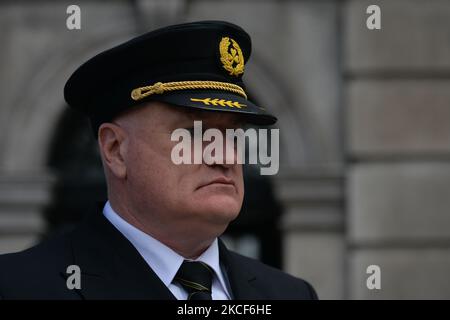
219, 37, 245, 77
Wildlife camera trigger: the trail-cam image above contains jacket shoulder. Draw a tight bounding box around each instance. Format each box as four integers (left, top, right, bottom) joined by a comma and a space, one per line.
0, 232, 75, 299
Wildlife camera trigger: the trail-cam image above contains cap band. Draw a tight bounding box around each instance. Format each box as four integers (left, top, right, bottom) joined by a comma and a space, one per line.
130, 80, 248, 101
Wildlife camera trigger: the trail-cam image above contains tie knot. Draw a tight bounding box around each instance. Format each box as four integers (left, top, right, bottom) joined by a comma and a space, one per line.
175, 261, 214, 300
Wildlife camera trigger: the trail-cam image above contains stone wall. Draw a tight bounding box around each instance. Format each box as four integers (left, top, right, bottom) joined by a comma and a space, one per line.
344, 0, 450, 299
0, 0, 449, 299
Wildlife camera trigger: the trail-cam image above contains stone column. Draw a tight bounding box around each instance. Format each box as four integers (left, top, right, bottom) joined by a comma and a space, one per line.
0, 173, 54, 254
275, 169, 345, 300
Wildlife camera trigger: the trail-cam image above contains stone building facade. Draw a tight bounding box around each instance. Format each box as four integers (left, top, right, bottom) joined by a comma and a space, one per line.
0, 0, 449, 299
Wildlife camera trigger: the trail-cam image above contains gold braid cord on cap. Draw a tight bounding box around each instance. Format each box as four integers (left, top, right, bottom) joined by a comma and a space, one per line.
130, 80, 248, 101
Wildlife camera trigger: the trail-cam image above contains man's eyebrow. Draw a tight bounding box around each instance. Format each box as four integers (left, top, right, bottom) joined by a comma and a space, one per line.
184, 110, 245, 125
184, 109, 207, 119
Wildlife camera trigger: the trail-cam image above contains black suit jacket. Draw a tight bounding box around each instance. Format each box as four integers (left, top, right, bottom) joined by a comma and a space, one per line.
0, 209, 317, 300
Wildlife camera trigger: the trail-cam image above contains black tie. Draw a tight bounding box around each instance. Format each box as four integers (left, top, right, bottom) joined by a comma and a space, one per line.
175, 261, 214, 300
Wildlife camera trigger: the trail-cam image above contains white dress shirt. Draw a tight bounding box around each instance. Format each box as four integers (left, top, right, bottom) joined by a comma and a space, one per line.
103, 201, 231, 300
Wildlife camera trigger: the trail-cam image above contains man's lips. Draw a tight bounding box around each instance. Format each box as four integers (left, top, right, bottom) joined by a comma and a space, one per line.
197, 177, 235, 189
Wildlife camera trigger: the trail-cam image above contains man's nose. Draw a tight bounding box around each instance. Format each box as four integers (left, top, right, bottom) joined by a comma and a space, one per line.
202, 137, 238, 168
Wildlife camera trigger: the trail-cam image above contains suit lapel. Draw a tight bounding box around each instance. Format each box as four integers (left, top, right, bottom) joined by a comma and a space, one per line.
67, 205, 175, 300
218, 239, 266, 300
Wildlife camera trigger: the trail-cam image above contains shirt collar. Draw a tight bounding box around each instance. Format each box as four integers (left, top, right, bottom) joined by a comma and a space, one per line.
103, 201, 229, 297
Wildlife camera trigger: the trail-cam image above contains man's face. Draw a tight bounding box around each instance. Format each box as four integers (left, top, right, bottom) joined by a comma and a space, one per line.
114, 102, 245, 236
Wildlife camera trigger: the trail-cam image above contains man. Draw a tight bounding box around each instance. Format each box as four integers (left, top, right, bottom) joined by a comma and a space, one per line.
0, 21, 317, 300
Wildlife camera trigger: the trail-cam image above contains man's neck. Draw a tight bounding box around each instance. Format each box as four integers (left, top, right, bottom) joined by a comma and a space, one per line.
107, 200, 215, 259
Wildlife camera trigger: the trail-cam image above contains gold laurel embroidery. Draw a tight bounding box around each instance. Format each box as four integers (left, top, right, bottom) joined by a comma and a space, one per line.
219, 37, 245, 77
190, 98, 247, 109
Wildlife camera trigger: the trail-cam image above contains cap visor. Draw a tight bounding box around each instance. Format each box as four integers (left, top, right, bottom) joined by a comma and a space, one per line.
143, 90, 277, 125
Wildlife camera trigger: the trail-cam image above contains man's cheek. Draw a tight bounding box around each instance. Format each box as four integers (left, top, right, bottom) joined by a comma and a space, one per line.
238, 186, 245, 202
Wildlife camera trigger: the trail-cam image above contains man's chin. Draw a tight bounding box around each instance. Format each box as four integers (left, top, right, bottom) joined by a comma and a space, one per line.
189, 197, 241, 222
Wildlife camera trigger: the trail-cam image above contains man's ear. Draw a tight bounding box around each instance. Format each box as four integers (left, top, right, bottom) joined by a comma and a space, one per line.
98, 123, 128, 179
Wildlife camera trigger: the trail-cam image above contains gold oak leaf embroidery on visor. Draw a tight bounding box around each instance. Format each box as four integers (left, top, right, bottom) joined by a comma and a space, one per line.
190, 98, 247, 109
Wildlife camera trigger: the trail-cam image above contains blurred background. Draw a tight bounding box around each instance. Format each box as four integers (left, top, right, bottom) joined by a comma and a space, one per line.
1, 0, 450, 299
